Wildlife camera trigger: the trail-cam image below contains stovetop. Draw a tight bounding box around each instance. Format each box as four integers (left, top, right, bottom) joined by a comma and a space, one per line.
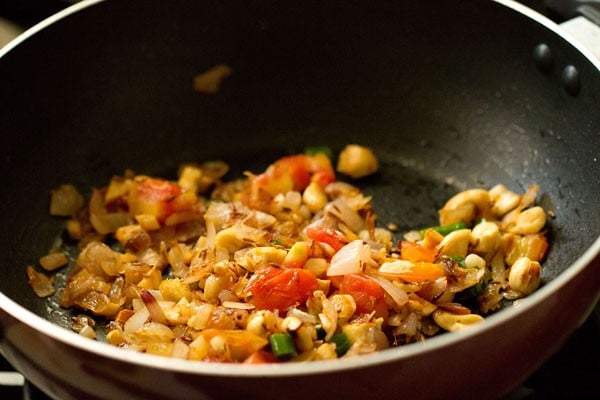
0, 1, 598, 399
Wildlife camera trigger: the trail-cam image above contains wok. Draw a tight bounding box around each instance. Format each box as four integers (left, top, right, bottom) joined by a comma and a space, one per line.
0, 0, 598, 399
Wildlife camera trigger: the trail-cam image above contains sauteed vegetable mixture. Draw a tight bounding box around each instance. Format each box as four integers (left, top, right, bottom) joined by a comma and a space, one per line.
28, 145, 549, 363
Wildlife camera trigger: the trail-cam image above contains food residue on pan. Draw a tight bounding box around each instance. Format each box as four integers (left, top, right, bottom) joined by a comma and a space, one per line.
193, 64, 232, 94
28, 144, 549, 363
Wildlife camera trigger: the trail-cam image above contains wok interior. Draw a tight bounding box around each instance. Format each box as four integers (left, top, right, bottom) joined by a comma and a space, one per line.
0, 0, 598, 330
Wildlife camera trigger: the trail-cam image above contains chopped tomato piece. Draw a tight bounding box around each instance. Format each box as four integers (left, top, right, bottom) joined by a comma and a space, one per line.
305, 226, 347, 252
306, 153, 336, 188
251, 153, 335, 197
399, 241, 437, 263
338, 273, 388, 318
128, 178, 181, 222
134, 178, 180, 203
246, 267, 319, 312
243, 350, 278, 364
284, 154, 313, 190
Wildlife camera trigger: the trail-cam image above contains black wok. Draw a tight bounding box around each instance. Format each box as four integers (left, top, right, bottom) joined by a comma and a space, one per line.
0, 0, 598, 399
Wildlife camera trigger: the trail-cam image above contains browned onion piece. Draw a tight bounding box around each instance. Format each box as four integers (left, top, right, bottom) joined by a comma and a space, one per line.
26, 266, 55, 297
140, 290, 168, 325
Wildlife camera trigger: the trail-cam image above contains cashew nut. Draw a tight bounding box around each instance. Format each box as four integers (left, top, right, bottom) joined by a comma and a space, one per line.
508, 256, 541, 295
330, 294, 357, 320
433, 309, 484, 332
439, 229, 473, 258
471, 221, 500, 254
489, 184, 520, 217
507, 206, 546, 235
438, 189, 490, 226
336, 144, 379, 179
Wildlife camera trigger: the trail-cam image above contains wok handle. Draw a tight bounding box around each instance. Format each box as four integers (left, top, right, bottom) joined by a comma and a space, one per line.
530, 1, 600, 96
546, 0, 600, 24
556, 6, 600, 61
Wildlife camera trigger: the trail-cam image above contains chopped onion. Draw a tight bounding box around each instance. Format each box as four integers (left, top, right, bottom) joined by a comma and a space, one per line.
131, 298, 145, 312
325, 198, 364, 232
274, 191, 303, 213
218, 289, 239, 304
49, 184, 84, 216
141, 290, 168, 325
394, 312, 418, 336
204, 201, 234, 227
417, 277, 448, 302
129, 322, 175, 343
77, 241, 119, 278
366, 275, 408, 306
39, 251, 69, 271
71, 314, 96, 332
26, 266, 55, 297
193, 64, 232, 94
90, 211, 131, 235
520, 184, 539, 210
78, 325, 97, 339
403, 230, 422, 242
327, 240, 371, 276
315, 291, 337, 341
379, 259, 416, 275
167, 244, 189, 278
253, 210, 277, 229
146, 289, 163, 301
287, 307, 318, 324
123, 306, 149, 336
171, 339, 190, 359
222, 301, 255, 310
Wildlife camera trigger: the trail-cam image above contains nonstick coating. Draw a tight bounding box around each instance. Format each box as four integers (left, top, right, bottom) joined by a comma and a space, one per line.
0, 0, 598, 396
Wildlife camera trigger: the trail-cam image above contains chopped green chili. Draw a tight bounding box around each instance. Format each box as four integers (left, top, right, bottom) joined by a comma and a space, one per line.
270, 238, 286, 248
467, 278, 488, 297
329, 332, 352, 357
269, 333, 297, 360
420, 221, 467, 238
304, 146, 333, 159
451, 255, 465, 267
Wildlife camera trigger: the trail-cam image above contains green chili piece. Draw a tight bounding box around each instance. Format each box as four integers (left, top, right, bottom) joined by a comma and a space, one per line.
304, 146, 333, 159
329, 332, 352, 357
451, 255, 465, 267
270, 238, 286, 248
467, 278, 488, 297
420, 221, 467, 238
269, 333, 297, 360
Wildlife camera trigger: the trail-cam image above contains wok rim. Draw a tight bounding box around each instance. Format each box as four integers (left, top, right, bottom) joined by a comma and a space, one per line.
0, 0, 599, 378
1, 238, 598, 377
1, 0, 599, 72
